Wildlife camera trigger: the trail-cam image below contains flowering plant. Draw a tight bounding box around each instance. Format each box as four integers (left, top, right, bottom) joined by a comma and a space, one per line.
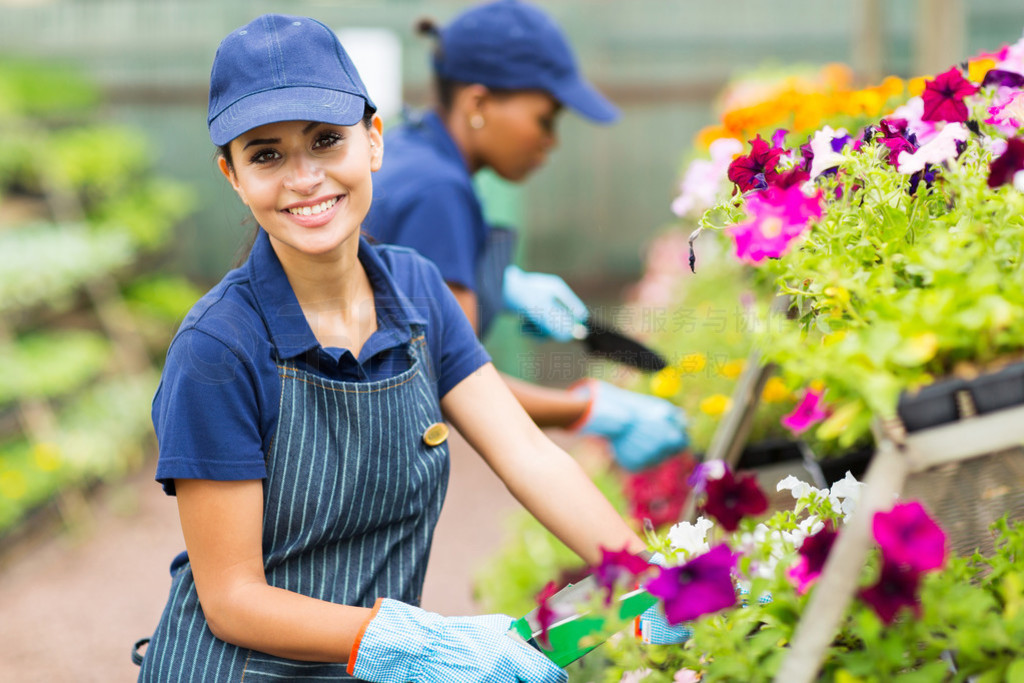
591, 466, 1024, 682
679, 33, 1024, 452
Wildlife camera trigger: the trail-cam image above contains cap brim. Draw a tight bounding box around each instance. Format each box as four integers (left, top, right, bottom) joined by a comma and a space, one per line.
548, 77, 619, 124
209, 86, 368, 146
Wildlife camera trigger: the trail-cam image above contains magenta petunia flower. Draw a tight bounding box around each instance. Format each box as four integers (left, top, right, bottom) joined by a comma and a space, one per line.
872, 501, 947, 572
857, 558, 923, 625
781, 387, 829, 435
725, 185, 823, 264
872, 118, 919, 167
921, 67, 979, 123
987, 136, 1024, 187
593, 545, 653, 604
534, 580, 561, 646
787, 522, 838, 594
700, 468, 769, 532
644, 544, 738, 624
727, 135, 783, 193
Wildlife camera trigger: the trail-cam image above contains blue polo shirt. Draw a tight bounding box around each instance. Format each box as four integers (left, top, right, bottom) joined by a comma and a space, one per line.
364, 110, 488, 293
152, 229, 490, 495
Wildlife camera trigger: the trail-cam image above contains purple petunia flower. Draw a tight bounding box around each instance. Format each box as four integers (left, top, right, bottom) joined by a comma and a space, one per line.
857, 558, 923, 625
644, 544, 739, 624
787, 522, 838, 594
987, 136, 1024, 187
872, 501, 947, 572
921, 67, 979, 123
727, 135, 783, 193
981, 68, 1024, 89
699, 468, 769, 532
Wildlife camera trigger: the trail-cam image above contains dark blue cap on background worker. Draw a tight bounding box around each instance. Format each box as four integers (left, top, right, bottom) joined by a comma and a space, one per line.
432, 0, 619, 124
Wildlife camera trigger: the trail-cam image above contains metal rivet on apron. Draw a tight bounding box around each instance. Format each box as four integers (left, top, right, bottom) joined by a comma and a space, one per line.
422, 422, 449, 447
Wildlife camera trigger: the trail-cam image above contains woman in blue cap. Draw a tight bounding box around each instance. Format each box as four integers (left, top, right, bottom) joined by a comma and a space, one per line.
136, 13, 649, 683
364, 0, 688, 473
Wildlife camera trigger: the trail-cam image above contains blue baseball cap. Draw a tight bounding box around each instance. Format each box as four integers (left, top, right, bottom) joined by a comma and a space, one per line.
207, 14, 377, 146
433, 0, 618, 124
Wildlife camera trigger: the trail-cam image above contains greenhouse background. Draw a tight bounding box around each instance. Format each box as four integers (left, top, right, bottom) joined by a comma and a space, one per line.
3, 0, 1024, 680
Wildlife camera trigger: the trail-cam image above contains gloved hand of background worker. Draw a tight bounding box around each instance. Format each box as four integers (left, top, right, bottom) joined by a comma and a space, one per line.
571, 379, 689, 472
349, 598, 568, 683
502, 265, 589, 342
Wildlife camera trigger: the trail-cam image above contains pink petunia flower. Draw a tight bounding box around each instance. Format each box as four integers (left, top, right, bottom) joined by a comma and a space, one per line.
872, 501, 947, 573
787, 522, 838, 594
725, 185, 823, 264
985, 87, 1024, 134
644, 544, 739, 624
672, 137, 745, 217
921, 67, 979, 123
534, 581, 561, 647
781, 386, 829, 435
593, 545, 654, 605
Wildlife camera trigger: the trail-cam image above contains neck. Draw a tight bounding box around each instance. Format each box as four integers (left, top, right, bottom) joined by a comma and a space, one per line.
437, 106, 482, 174
271, 232, 377, 354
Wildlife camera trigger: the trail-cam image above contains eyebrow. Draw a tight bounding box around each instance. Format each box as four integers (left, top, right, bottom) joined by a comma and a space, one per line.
241, 122, 323, 150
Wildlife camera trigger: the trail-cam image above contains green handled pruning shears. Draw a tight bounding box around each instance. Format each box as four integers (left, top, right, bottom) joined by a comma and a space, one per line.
506, 573, 658, 667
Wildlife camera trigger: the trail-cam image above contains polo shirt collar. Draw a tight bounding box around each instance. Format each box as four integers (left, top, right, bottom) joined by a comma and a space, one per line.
247, 229, 427, 360
419, 110, 472, 176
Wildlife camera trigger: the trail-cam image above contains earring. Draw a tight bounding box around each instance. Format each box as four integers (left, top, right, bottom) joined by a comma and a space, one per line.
469, 114, 485, 130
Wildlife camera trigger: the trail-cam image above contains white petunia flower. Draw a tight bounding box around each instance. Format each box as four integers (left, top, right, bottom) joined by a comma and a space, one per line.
897, 122, 969, 175
808, 126, 850, 179
828, 471, 865, 517
667, 516, 714, 557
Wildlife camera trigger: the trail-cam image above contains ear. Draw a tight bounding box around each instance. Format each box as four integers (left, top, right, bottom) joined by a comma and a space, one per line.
218, 155, 248, 206
455, 83, 491, 120
369, 114, 384, 172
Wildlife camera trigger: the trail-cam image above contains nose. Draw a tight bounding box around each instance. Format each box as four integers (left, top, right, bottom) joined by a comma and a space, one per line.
284, 154, 324, 194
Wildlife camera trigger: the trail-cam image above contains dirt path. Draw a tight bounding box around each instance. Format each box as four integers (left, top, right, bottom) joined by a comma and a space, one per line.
0, 429, 534, 682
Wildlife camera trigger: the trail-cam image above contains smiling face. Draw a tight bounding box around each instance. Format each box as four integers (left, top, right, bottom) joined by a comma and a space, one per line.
475, 90, 561, 181
219, 118, 383, 262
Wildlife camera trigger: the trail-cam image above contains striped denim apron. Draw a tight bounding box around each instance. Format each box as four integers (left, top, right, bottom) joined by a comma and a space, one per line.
475, 225, 518, 339
139, 329, 449, 682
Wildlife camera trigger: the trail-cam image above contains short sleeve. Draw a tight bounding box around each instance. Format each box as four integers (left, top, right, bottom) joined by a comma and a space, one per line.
423, 259, 492, 397
388, 182, 482, 291
152, 328, 268, 495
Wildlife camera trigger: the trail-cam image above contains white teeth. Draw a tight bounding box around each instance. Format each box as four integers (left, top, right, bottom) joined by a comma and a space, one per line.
287, 197, 338, 216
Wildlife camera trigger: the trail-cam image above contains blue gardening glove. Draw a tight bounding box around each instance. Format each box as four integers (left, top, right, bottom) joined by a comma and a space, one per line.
502, 265, 588, 342
636, 602, 695, 645
571, 379, 689, 472
349, 598, 567, 683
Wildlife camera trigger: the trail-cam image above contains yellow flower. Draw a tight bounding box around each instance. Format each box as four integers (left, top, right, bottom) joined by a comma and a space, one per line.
720, 359, 746, 379
650, 367, 682, 398
0, 470, 27, 501
677, 353, 707, 374
700, 394, 732, 417
761, 376, 790, 403
908, 76, 929, 97
33, 442, 61, 472
968, 57, 996, 84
